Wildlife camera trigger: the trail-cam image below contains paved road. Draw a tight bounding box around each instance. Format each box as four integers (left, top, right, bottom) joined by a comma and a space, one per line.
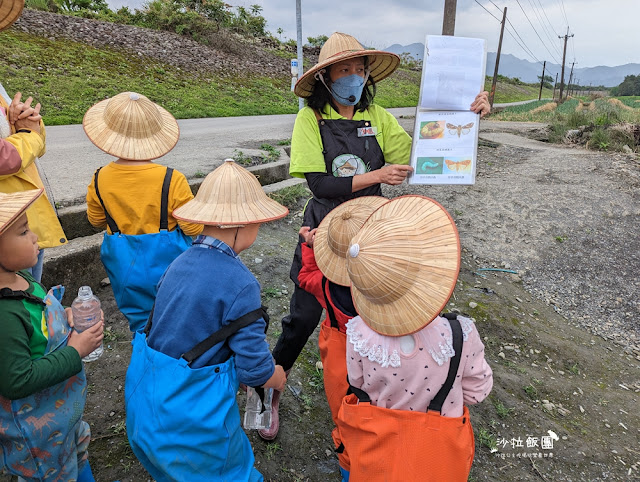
43, 108, 416, 205
42, 104, 537, 206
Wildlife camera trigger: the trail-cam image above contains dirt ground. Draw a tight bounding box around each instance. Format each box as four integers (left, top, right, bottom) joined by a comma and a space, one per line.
5, 120, 639, 481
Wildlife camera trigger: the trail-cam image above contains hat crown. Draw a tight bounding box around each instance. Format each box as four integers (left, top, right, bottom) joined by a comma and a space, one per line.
326, 205, 370, 260
173, 160, 288, 226
318, 32, 365, 64
346, 196, 461, 336
103, 92, 163, 139
347, 220, 419, 303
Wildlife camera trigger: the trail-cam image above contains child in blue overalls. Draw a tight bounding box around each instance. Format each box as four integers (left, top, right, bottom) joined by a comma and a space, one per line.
0, 189, 104, 481
125, 160, 290, 481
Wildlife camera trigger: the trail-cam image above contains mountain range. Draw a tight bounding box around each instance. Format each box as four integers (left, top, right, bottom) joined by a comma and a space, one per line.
384, 43, 640, 88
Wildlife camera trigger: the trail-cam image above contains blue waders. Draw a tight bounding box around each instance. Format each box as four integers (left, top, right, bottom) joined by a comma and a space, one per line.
94, 167, 192, 333
125, 308, 267, 481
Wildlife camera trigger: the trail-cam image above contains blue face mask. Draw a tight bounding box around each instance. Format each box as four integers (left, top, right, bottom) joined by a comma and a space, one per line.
330, 74, 366, 106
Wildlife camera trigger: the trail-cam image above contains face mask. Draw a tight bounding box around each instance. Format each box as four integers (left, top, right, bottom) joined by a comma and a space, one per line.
330, 74, 366, 106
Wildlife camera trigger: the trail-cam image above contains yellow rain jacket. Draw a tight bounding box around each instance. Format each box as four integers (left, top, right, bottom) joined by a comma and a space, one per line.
0, 96, 67, 248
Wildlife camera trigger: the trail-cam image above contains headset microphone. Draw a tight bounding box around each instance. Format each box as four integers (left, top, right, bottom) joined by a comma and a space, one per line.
348, 95, 356, 102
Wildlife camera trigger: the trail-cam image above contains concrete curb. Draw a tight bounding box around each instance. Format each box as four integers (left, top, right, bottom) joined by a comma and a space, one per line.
42, 161, 305, 304
57, 159, 293, 242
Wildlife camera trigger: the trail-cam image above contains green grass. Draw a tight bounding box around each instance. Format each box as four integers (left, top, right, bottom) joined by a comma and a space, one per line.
3, 27, 612, 127
0, 30, 299, 125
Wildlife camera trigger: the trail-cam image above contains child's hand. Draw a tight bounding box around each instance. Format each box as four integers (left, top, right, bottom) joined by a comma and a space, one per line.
67, 314, 104, 359
263, 365, 287, 392
10, 92, 42, 133
299, 227, 317, 247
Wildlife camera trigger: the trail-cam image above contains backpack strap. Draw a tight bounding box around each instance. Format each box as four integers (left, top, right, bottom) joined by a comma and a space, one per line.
94, 167, 120, 234
181, 307, 267, 365
159, 167, 173, 231
0, 287, 45, 306
427, 316, 463, 413
321, 276, 340, 330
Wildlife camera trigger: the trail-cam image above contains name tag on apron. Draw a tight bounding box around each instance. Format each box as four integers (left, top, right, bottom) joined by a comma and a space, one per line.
357, 126, 377, 137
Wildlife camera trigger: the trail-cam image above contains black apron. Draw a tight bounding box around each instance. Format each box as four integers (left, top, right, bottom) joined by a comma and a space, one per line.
290, 111, 385, 282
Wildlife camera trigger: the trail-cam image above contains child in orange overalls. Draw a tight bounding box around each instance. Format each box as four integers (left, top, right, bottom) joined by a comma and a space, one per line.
298, 196, 388, 478
336, 195, 493, 481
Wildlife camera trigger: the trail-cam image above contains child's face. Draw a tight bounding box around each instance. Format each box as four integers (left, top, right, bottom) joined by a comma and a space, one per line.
0, 214, 39, 272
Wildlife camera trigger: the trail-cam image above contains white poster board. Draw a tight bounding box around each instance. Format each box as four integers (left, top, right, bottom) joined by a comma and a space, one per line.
408, 35, 487, 185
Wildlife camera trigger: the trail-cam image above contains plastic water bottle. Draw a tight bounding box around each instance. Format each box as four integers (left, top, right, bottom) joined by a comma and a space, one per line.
243, 387, 273, 430
71, 286, 103, 362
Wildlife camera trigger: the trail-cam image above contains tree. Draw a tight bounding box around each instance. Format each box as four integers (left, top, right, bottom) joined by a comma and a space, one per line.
614, 75, 640, 96
537, 74, 554, 89
307, 35, 328, 47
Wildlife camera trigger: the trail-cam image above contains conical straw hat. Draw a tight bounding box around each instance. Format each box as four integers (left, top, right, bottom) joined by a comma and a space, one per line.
173, 159, 289, 226
294, 32, 400, 98
314, 196, 389, 286
83, 92, 179, 161
0, 0, 24, 32
346, 195, 460, 336
0, 189, 43, 235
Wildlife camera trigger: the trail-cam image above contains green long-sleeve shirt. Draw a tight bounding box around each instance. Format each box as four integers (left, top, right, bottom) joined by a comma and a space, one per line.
0, 271, 82, 400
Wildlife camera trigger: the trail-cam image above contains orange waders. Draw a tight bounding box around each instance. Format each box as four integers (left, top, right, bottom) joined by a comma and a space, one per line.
336, 317, 474, 481
318, 278, 351, 472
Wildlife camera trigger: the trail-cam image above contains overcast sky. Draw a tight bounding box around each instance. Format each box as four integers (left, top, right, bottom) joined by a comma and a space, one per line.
108, 0, 640, 68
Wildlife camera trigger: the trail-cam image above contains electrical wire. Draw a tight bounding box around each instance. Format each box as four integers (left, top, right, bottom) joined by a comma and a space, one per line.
474, 0, 559, 79
527, 0, 563, 58
514, 0, 561, 63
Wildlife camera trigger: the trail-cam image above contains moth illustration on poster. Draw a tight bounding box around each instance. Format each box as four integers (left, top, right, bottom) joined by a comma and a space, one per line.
409, 35, 487, 185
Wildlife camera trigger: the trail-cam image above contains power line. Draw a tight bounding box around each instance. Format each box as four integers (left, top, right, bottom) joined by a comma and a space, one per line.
514, 0, 561, 63
485, 1, 543, 64
479, 1, 540, 63
474, 0, 559, 78
555, 0, 570, 27
527, 0, 563, 58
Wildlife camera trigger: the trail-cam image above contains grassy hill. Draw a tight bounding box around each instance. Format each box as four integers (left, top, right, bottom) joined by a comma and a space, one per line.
1, 17, 552, 125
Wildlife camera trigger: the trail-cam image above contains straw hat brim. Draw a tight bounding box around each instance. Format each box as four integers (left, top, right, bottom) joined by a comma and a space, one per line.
314, 196, 389, 286
0, 188, 43, 235
0, 0, 24, 32
294, 49, 400, 98
173, 160, 289, 226
83, 97, 179, 161
347, 195, 460, 336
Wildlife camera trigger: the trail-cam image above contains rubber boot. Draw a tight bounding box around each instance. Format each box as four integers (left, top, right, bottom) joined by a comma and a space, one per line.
258, 369, 289, 440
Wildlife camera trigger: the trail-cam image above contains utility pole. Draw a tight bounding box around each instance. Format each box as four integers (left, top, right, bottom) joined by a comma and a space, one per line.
552, 72, 558, 100
489, 7, 507, 107
565, 61, 575, 100
296, 0, 303, 110
442, 0, 457, 35
538, 60, 546, 101
558, 28, 574, 103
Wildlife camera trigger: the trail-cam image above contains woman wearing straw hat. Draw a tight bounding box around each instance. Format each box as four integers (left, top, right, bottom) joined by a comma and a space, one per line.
84, 92, 203, 333
0, 0, 67, 283
125, 160, 289, 482
265, 31, 491, 441
336, 195, 493, 481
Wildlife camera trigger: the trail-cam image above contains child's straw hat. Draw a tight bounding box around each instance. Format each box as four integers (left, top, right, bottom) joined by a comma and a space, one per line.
0, 189, 43, 235
83, 92, 179, 161
314, 196, 389, 286
173, 159, 289, 227
346, 195, 460, 336
294, 32, 400, 98
0, 0, 24, 32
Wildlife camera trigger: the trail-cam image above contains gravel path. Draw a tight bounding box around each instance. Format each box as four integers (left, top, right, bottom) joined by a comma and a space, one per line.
388, 120, 640, 358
